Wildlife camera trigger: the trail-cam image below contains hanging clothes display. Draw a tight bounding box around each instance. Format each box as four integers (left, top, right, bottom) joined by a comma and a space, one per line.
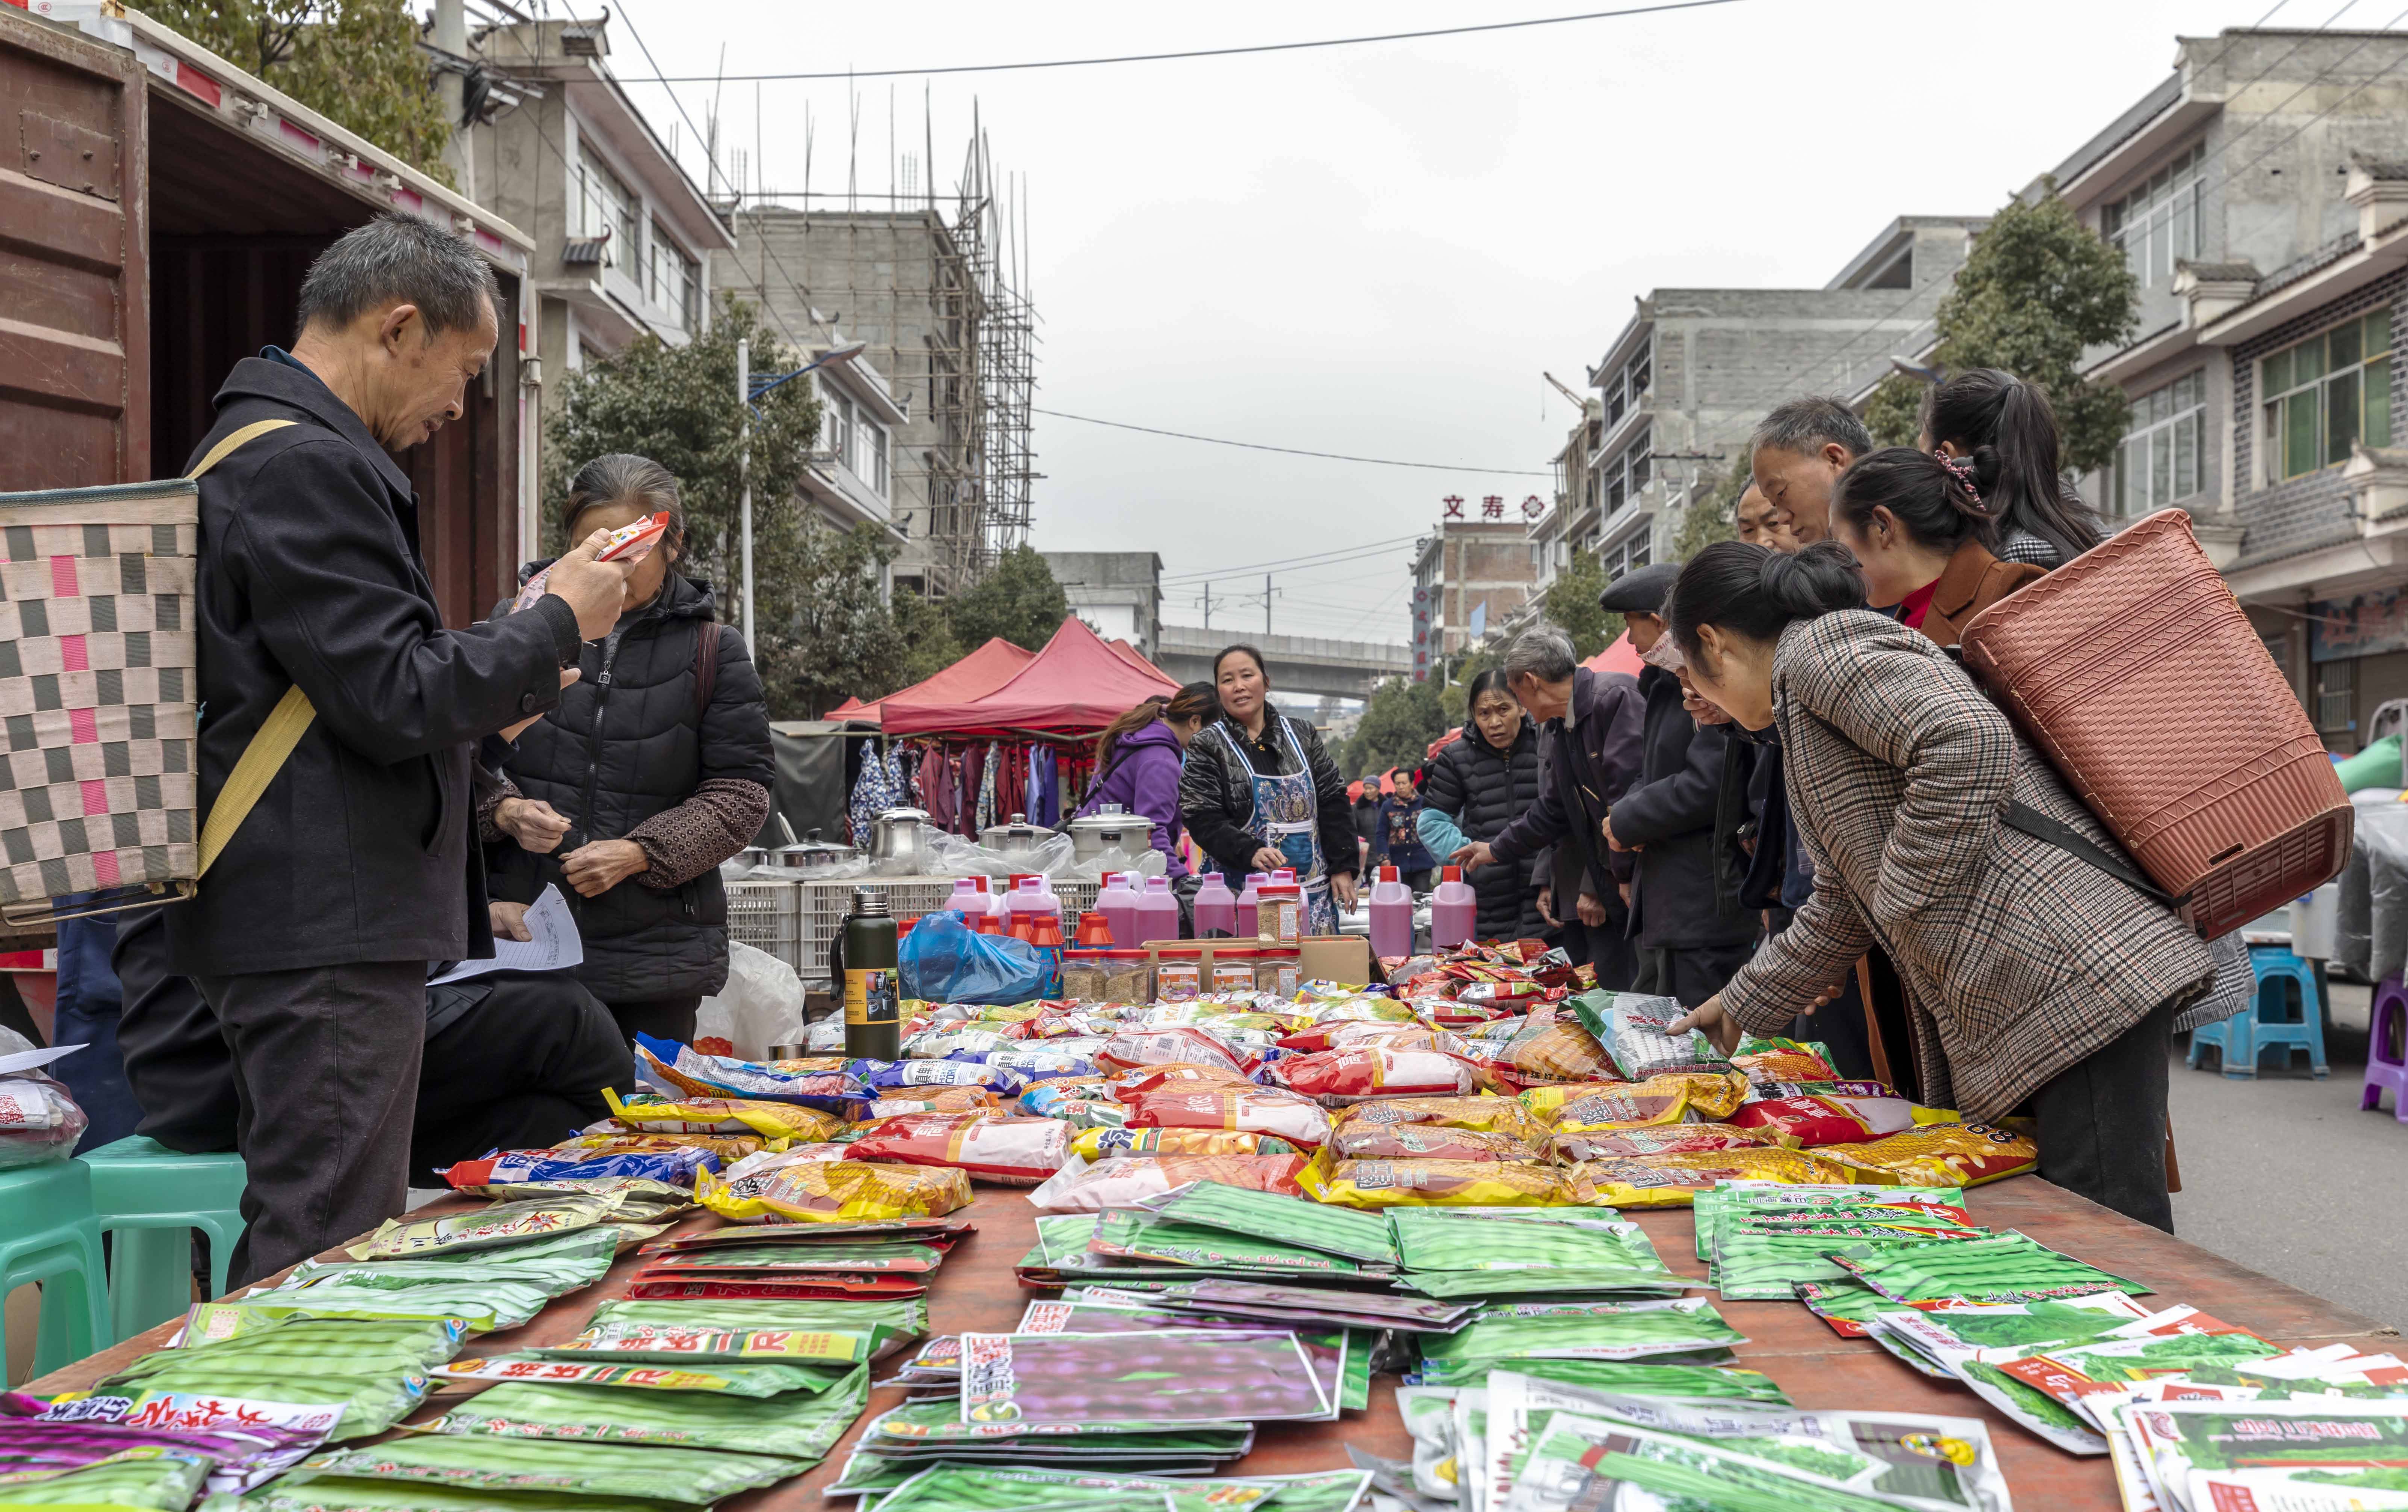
976, 742, 999, 833
847, 742, 905, 847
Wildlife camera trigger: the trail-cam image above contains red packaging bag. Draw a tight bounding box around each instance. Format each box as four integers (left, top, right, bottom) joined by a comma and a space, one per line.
1097, 1028, 1252, 1077
1122, 1088, 1332, 1149
845, 1112, 1070, 1186
1727, 1092, 1914, 1148
1271, 1047, 1479, 1105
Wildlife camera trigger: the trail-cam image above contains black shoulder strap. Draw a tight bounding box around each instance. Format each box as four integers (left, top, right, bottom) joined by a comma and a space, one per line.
2001, 801, 2182, 909
693, 620, 722, 723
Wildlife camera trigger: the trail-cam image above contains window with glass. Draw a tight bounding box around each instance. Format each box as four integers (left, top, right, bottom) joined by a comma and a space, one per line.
577, 152, 640, 268
1600, 340, 1651, 430
649, 226, 699, 327
2104, 144, 2204, 289
2261, 306, 2395, 482
862, 418, 889, 496
823, 390, 853, 472
2115, 370, 2206, 518
1601, 533, 1652, 582
2316, 656, 2356, 734
1600, 425, 1652, 516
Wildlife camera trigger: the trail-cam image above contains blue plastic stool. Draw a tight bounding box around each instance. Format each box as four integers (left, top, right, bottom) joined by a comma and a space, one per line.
79, 1136, 248, 1344
2239, 945, 2330, 1078
0, 1158, 111, 1382
2186, 1007, 2251, 1076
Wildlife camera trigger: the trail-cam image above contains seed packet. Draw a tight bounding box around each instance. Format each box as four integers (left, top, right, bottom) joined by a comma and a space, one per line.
0, 1447, 217, 1511
513, 511, 668, 613
1419, 1297, 1745, 1372
1153, 1279, 1470, 1331
1832, 1230, 2149, 1305
2126, 1400, 2408, 1512
552, 1130, 765, 1163
279, 1432, 811, 1504
430, 1366, 867, 1461
1817, 1122, 2040, 1187
77, 1371, 424, 1444
1580, 1148, 1856, 1207
0, 1412, 325, 1500
1729, 1034, 1841, 1083
1085, 1212, 1373, 1275
1390, 1207, 1671, 1276
1134, 1178, 1401, 1265
1328, 1095, 1547, 1144
851, 1058, 1030, 1096
1097, 1028, 1254, 1076
601, 1087, 846, 1142
1490, 1013, 1617, 1086
1568, 990, 1732, 1079
1693, 1184, 1967, 1265
1269, 1046, 1480, 1105
211, 1276, 556, 1333
636, 1240, 944, 1275
215, 1477, 690, 1511
523, 1320, 881, 1367
1300, 1155, 1605, 1210
1714, 1219, 1988, 1303
978, 1048, 1098, 1080
584, 1295, 928, 1341
959, 1329, 1330, 1424
1543, 1124, 1784, 1162
1410, 1358, 1791, 1404
646, 1215, 971, 1252
429, 1354, 847, 1397
861, 1462, 1269, 1512
844, 1112, 1069, 1185
438, 1145, 717, 1190
1329, 1123, 1535, 1162
345, 1191, 629, 1259
634, 1036, 871, 1113
1536, 1072, 1750, 1129
1120, 1088, 1331, 1148
1068, 1127, 1298, 1161
695, 1159, 971, 1223
1398, 1384, 1464, 1498
1027, 1153, 1310, 1211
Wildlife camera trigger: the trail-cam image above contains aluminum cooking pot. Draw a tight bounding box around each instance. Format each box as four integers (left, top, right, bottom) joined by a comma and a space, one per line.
780, 828, 859, 875
1065, 804, 1145, 861
867, 807, 933, 875
978, 811, 1050, 859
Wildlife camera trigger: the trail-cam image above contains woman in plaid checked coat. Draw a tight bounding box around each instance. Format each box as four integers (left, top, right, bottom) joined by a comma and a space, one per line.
1666, 540, 2217, 1231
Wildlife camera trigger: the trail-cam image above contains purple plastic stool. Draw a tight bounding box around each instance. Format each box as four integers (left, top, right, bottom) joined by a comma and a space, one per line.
2364, 975, 2408, 1122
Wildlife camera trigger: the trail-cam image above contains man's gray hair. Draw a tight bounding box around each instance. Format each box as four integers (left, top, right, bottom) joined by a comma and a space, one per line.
1502, 627, 1578, 684
1751, 396, 1871, 462
296, 213, 499, 338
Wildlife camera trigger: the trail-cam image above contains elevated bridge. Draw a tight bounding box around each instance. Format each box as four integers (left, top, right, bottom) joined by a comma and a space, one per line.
1155, 626, 1412, 702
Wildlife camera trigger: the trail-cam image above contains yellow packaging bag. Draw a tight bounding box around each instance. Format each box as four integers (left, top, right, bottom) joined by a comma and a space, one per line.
603, 1087, 846, 1144
1068, 1127, 1297, 1160
552, 1131, 767, 1164
694, 1160, 971, 1224
1814, 1122, 2038, 1188
1579, 1147, 1853, 1208
1297, 1151, 1605, 1209
1327, 1095, 1546, 1145
1494, 1016, 1617, 1085
1533, 1072, 1749, 1130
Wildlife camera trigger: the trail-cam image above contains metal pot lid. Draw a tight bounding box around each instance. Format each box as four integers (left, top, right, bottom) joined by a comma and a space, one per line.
873, 807, 931, 825
1065, 807, 1136, 832
980, 812, 1047, 846
787, 828, 858, 857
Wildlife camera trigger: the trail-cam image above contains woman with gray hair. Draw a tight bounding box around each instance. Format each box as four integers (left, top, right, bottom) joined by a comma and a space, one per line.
488, 454, 776, 1047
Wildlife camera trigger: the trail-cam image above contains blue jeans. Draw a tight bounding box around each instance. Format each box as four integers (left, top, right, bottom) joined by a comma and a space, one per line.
50, 894, 143, 1154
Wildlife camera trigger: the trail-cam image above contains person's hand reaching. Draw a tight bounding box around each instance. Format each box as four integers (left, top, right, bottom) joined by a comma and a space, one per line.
1669, 994, 1742, 1054
544, 526, 640, 641
1451, 840, 1497, 871
561, 838, 649, 898
495, 796, 572, 855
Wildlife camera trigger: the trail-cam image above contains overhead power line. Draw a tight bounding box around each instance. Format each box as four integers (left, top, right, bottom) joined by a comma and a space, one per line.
1159, 534, 1426, 586
601, 1, 1744, 83
1036, 408, 1549, 476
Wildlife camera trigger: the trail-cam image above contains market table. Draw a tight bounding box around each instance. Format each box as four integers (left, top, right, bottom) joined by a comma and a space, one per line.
27, 1175, 2399, 1508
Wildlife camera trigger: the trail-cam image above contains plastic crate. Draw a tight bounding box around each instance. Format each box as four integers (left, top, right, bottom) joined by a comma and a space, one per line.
726, 878, 802, 973
797, 877, 1102, 985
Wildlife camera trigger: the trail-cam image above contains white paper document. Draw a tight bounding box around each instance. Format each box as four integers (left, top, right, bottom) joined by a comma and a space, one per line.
429, 884, 582, 984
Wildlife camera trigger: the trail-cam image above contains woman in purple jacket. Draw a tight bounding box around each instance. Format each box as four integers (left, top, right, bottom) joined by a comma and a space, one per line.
1075, 682, 1219, 875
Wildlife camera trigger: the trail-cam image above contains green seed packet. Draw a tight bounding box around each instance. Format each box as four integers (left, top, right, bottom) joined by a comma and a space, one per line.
1401, 1268, 1687, 1302
0, 1445, 213, 1510
212, 1477, 693, 1512
1412, 1356, 1792, 1402
865, 1397, 1253, 1451
1693, 1184, 1963, 1266
430, 1353, 849, 1397
1390, 1207, 1675, 1279
1713, 1221, 1989, 1302
585, 1295, 928, 1345
88, 1369, 428, 1442
141, 1316, 466, 1374
429, 1365, 867, 1461
868, 1463, 1252, 1512
1419, 1297, 1744, 1372
1507, 1409, 1915, 1512
1088, 1211, 1375, 1276
1830, 1231, 2149, 1304
529, 1319, 880, 1366
204, 1277, 560, 1333
1131, 1180, 1399, 1265
278, 1433, 811, 1503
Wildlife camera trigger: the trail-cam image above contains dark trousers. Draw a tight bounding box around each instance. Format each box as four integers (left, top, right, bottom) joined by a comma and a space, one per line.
1635, 942, 1757, 1008
1575, 921, 1638, 992
197, 962, 427, 1287
413, 973, 629, 1186
607, 995, 703, 1049
2028, 995, 2177, 1234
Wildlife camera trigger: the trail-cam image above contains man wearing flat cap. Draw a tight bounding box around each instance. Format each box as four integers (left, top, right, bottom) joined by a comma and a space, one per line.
1594, 563, 1760, 1005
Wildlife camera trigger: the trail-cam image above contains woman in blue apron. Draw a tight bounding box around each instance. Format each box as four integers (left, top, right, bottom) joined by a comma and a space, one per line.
1175, 645, 1361, 934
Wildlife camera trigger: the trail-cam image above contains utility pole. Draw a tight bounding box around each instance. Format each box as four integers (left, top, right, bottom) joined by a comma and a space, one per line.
1201, 581, 1211, 631
433, 0, 470, 197
1264, 573, 1272, 638
737, 338, 753, 646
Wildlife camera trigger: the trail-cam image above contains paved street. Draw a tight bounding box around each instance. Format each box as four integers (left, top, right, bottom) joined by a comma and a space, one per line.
2168, 979, 2408, 1329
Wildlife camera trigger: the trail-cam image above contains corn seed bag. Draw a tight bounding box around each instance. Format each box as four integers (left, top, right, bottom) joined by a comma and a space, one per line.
1568, 990, 1733, 1080
603, 1086, 848, 1142
1298, 1155, 1605, 1210
1816, 1122, 2039, 1187
1327, 1095, 1545, 1144
696, 1160, 971, 1224
1538, 1073, 1750, 1130
1581, 1148, 1854, 1208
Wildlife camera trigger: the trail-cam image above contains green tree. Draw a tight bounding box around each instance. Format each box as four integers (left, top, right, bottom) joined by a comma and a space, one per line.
888, 585, 964, 691
1341, 675, 1450, 778
1540, 555, 1623, 660
1863, 185, 2139, 473
944, 545, 1070, 651
774, 523, 909, 718
137, 0, 454, 185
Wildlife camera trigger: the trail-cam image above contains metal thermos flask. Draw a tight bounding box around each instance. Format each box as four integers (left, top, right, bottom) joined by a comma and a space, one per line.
841, 886, 901, 1060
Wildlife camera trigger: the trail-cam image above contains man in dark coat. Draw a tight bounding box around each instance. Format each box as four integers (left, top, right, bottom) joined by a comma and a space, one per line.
1595, 564, 1761, 1006
167, 215, 632, 1284
1452, 628, 1646, 989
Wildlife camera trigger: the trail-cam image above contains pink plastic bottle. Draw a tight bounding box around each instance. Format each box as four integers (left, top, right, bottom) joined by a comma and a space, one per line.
1005, 875, 1062, 934
1430, 863, 1478, 951
1192, 872, 1239, 938
1234, 872, 1268, 942
1136, 875, 1182, 945
945, 877, 988, 921
1368, 863, 1416, 960
1097, 871, 1142, 948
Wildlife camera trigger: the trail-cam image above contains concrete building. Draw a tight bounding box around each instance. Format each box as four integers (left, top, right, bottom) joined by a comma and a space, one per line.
1573, 216, 1988, 583
1043, 551, 1164, 659
800, 350, 911, 552
458, 17, 732, 552
2037, 28, 2408, 749
1411, 519, 1540, 673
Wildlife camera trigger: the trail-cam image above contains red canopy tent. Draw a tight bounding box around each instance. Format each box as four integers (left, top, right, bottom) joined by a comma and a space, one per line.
829, 637, 1036, 728
883, 617, 1179, 737
1585, 632, 1644, 679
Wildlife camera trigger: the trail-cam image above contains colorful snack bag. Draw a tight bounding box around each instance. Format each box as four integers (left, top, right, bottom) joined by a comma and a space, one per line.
1298, 1155, 1604, 1209
1579, 1147, 1854, 1208
1491, 1010, 1617, 1086
1730, 1035, 1841, 1084
1727, 1091, 1915, 1148
843, 1113, 1069, 1185
977, 1049, 1098, 1080
864, 1089, 1001, 1119
633, 1041, 872, 1115
1541, 1124, 1784, 1162
551, 1131, 764, 1164
1108, 1063, 1258, 1099
511, 511, 669, 611
1269, 1047, 1479, 1105
1815, 1122, 2039, 1187
1098, 1028, 1254, 1077
1328, 1095, 1546, 1145
1569, 991, 1732, 1079
1026, 1153, 1311, 1210
346, 1192, 629, 1258
1068, 1127, 1298, 1160
1121, 1088, 1332, 1149
601, 1087, 847, 1143
1328, 1123, 1536, 1162
1540, 1072, 1751, 1130
695, 1160, 971, 1224
439, 1146, 716, 1190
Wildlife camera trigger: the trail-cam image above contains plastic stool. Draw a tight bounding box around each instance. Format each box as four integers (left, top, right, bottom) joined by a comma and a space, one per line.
79, 1136, 247, 1343
2242, 944, 2330, 1079
0, 1158, 110, 1381
2187, 1006, 2252, 1077
2364, 975, 2408, 1120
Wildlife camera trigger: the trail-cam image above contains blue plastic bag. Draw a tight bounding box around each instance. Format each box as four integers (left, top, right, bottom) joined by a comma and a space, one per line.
898, 909, 1050, 1005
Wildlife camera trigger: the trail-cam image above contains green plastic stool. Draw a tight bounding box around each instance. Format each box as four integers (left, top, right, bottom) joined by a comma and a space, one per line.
79, 1135, 248, 1343
0, 1158, 111, 1381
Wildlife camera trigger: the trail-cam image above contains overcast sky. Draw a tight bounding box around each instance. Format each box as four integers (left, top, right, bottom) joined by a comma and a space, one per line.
609, 0, 2303, 645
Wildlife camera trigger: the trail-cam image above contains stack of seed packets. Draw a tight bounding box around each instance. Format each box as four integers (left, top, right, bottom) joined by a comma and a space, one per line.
627, 1214, 973, 1301
220, 1433, 815, 1508
861, 1462, 1375, 1512
2110, 1353, 2408, 1512
1388, 1207, 1685, 1300
1016, 1180, 1401, 1289
221, 1224, 628, 1333
1692, 1184, 1987, 1302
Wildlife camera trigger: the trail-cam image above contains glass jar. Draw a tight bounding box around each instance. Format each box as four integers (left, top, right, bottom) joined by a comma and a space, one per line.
1255, 948, 1300, 998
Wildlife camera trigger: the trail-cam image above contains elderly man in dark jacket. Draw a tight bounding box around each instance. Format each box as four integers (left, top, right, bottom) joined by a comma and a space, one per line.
1452, 628, 1646, 989
1596, 564, 1760, 1006
167, 215, 632, 1284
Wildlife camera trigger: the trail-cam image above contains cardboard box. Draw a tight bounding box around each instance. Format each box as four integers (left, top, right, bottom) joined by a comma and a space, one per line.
1298, 934, 1372, 987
